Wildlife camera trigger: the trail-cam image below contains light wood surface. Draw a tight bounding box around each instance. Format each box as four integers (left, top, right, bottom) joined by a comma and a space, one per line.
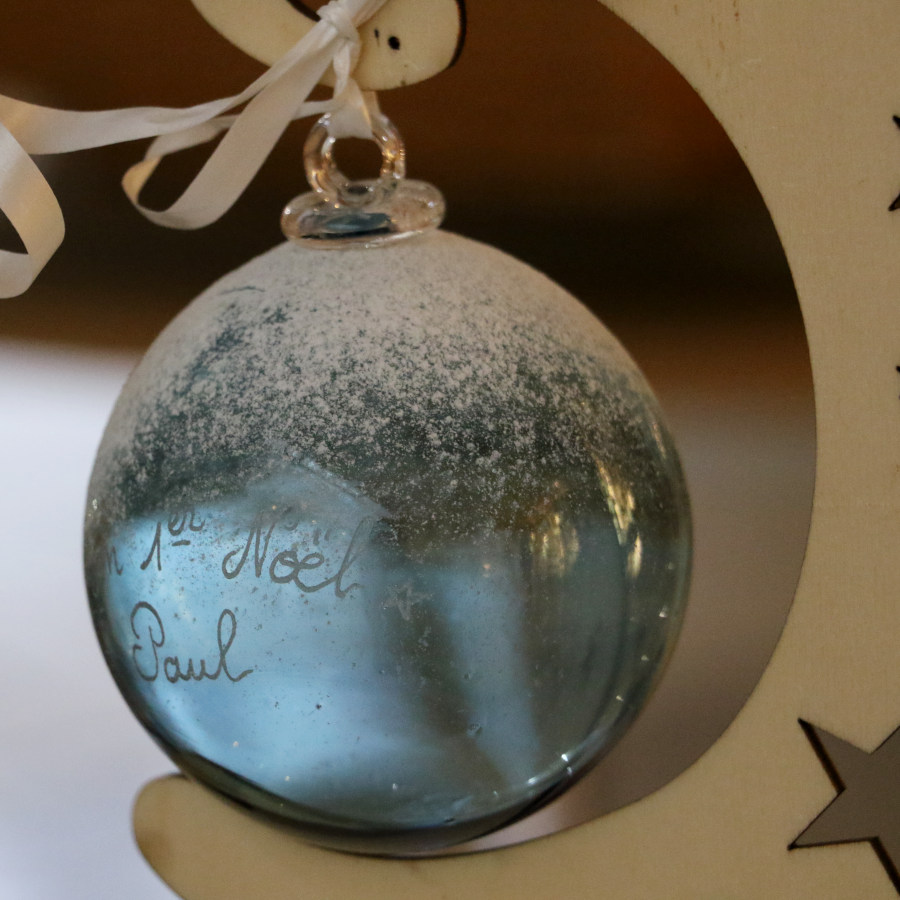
188, 0, 465, 89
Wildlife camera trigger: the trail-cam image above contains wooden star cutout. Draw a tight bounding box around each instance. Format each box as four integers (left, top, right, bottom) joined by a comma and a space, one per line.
891, 116, 900, 211
791, 721, 900, 893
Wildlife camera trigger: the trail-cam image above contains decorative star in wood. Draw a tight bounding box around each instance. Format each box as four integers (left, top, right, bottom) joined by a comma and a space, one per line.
890, 116, 900, 211
791, 721, 900, 893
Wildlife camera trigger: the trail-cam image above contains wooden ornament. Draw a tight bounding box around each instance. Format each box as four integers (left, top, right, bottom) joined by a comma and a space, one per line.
132, 1, 900, 897
188, 0, 466, 90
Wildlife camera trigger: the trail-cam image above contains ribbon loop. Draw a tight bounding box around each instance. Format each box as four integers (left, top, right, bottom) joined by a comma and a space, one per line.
319, 0, 361, 44
0, 0, 390, 298
0, 121, 65, 297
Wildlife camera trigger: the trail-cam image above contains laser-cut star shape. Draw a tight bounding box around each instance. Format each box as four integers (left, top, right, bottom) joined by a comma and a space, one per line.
791, 721, 900, 893
890, 116, 900, 211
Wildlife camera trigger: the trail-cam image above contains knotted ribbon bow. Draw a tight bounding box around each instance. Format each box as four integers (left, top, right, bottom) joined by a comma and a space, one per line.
0, 0, 389, 298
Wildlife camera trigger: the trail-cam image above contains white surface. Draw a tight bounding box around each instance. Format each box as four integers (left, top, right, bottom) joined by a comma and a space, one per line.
0, 340, 173, 900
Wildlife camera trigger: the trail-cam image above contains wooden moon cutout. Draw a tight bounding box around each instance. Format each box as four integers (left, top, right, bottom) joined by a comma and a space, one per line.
134, 1, 900, 897
188, 0, 466, 90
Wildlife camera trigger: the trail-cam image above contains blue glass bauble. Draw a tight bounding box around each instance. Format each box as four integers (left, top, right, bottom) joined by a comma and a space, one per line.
84, 231, 690, 854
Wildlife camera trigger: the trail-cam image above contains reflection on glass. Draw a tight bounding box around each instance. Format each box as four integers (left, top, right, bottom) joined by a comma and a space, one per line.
84, 233, 691, 853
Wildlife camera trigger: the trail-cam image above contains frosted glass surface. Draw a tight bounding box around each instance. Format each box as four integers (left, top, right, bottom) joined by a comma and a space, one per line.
84, 232, 690, 853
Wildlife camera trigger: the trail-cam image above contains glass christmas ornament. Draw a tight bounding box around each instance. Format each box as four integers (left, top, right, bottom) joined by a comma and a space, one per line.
84, 114, 691, 855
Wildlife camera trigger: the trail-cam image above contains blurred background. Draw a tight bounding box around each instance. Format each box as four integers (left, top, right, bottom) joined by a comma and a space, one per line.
0, 1, 814, 897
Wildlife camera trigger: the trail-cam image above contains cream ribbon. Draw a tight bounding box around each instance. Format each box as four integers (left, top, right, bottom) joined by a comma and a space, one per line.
0, 0, 389, 298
